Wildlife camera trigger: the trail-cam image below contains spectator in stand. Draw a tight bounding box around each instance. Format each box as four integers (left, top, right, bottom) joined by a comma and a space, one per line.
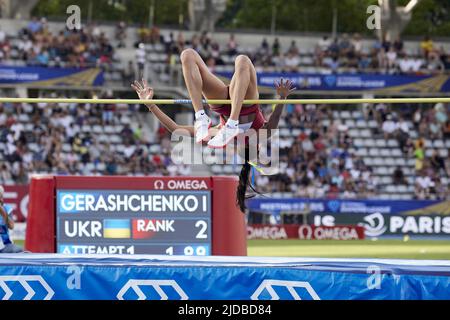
283, 51, 300, 72
115, 21, 127, 48
382, 114, 397, 139
393, 167, 408, 185
386, 47, 397, 71
287, 40, 299, 55
272, 37, 281, 56
260, 38, 269, 54
122, 61, 136, 86
420, 36, 434, 58
430, 150, 447, 176
0, 186, 23, 253
414, 138, 425, 172
415, 170, 434, 199
351, 33, 363, 56
136, 43, 146, 77
27, 17, 42, 34
396, 116, 410, 152
427, 51, 445, 73
227, 34, 238, 56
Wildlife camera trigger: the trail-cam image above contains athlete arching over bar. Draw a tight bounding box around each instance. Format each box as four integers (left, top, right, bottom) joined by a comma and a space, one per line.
132, 51, 295, 211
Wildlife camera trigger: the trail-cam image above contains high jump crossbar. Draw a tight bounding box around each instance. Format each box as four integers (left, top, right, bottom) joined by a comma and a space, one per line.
0, 97, 449, 105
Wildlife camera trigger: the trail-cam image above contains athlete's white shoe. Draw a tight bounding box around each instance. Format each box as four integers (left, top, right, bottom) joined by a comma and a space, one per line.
194, 116, 212, 143
207, 124, 241, 148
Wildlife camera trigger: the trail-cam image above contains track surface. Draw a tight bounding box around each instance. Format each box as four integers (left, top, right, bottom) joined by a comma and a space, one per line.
247, 239, 450, 260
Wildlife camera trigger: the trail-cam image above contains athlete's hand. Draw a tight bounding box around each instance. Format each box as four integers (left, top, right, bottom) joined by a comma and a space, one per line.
275, 78, 296, 99
131, 78, 154, 100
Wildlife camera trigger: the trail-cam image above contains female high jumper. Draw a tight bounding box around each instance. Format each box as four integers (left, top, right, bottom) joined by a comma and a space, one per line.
132, 49, 295, 211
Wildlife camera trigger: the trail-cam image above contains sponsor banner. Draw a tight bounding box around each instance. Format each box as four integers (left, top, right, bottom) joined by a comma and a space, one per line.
312, 213, 450, 237
216, 72, 450, 93
248, 198, 446, 215
247, 224, 364, 240
0, 255, 449, 300
2, 185, 28, 222
0, 65, 103, 86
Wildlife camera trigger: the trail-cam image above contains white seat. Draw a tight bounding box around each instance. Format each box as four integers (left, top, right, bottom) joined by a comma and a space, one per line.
433, 140, 444, 148
348, 129, 359, 137
211, 165, 222, 174
384, 158, 395, 166
368, 120, 378, 128
345, 119, 356, 127
373, 157, 385, 166
425, 149, 434, 157
380, 149, 391, 157
381, 176, 392, 185
364, 139, 376, 147
356, 120, 367, 128
364, 157, 373, 165
356, 148, 368, 156
280, 128, 290, 137
395, 158, 406, 166
391, 149, 402, 157
377, 166, 389, 175
386, 185, 397, 193
341, 111, 351, 119
360, 129, 371, 137
149, 145, 161, 154
352, 111, 362, 119
223, 166, 234, 174
354, 139, 364, 147
387, 139, 398, 147
18, 114, 30, 122
92, 125, 103, 133
376, 139, 387, 147
62, 143, 71, 152
110, 135, 122, 144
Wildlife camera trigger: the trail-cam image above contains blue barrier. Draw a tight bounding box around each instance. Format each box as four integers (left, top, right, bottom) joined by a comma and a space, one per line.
0, 254, 449, 300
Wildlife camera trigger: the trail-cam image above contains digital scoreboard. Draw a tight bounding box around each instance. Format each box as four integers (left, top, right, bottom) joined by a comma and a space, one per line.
56, 190, 211, 255
25, 176, 246, 256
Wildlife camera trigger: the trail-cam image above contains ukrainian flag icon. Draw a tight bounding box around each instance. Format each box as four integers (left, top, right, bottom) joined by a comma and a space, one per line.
103, 219, 131, 239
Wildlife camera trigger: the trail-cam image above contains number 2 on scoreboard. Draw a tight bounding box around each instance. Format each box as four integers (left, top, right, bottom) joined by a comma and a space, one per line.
195, 220, 208, 239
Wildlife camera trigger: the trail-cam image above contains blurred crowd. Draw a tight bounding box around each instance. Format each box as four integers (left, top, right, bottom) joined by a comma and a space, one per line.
0, 17, 115, 68
0, 18, 449, 201
375, 102, 449, 199
0, 93, 191, 184
254, 104, 379, 199
254, 102, 449, 200
140, 28, 450, 74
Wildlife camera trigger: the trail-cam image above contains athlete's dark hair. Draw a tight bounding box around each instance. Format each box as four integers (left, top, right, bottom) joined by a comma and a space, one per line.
236, 146, 259, 212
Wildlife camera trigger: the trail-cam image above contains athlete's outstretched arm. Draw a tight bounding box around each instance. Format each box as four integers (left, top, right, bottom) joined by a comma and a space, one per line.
132, 79, 195, 136
263, 78, 296, 130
